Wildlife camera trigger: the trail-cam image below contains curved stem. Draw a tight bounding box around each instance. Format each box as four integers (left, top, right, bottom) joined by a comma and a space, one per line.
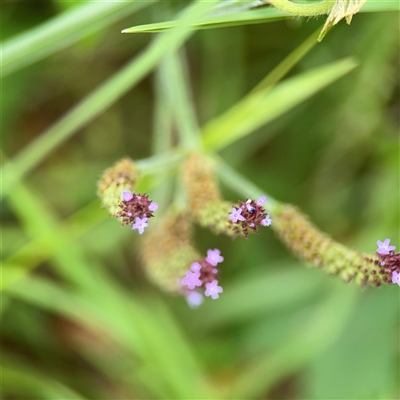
268, 0, 333, 16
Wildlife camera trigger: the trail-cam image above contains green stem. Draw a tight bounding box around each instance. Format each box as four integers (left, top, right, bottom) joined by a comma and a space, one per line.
214, 156, 282, 214
268, 0, 333, 16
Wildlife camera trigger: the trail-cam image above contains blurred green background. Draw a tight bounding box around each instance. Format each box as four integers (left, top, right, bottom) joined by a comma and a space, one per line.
1, 1, 399, 399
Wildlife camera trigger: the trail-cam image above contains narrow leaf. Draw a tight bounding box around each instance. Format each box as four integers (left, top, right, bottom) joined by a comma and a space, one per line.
122, 1, 399, 33
202, 58, 357, 151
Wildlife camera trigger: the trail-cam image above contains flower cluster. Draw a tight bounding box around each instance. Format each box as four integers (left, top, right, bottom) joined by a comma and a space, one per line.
116, 190, 158, 234
181, 249, 224, 306
375, 239, 400, 286
229, 195, 272, 237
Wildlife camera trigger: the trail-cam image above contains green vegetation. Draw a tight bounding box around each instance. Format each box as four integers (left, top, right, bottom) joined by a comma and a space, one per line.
2, 1, 398, 398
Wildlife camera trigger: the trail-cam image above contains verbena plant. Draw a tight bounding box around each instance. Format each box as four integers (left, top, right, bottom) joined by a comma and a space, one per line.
2, 1, 399, 399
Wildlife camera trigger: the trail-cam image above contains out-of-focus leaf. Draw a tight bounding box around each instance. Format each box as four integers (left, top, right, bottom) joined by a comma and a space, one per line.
303, 287, 399, 399
202, 58, 357, 152
1, 0, 155, 76
198, 264, 327, 329
2, 364, 87, 399
122, 7, 287, 33
0, 0, 218, 199
2, 200, 106, 290
230, 282, 360, 397
6, 275, 214, 399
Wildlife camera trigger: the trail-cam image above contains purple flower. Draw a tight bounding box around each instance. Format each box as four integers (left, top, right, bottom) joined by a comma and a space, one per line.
122, 190, 133, 202
182, 271, 202, 290
256, 195, 266, 206
261, 216, 272, 226
131, 216, 148, 234
229, 207, 245, 223
191, 262, 202, 272
149, 202, 159, 212
245, 199, 255, 213
377, 238, 396, 255
206, 249, 224, 267
185, 291, 204, 308
392, 271, 400, 286
204, 280, 223, 299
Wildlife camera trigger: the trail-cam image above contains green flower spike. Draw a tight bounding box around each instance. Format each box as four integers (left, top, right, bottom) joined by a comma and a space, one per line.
182, 153, 237, 237
272, 204, 392, 287
97, 158, 140, 217
141, 212, 200, 293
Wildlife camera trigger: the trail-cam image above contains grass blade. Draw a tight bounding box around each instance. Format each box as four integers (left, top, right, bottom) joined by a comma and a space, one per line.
202, 58, 357, 152
1, 1, 155, 76
2, 364, 87, 399
122, 1, 399, 33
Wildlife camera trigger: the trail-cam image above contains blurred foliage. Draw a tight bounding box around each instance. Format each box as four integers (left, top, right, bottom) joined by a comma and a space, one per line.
1, 1, 399, 399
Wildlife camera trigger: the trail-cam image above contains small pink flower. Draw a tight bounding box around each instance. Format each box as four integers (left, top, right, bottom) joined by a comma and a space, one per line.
377, 238, 396, 255
206, 249, 224, 267
182, 271, 202, 290
131, 216, 148, 234
229, 207, 245, 223
185, 291, 204, 308
261, 216, 272, 226
122, 190, 133, 202
391, 271, 400, 286
149, 202, 159, 211
205, 280, 223, 299
256, 195, 266, 206
191, 262, 202, 272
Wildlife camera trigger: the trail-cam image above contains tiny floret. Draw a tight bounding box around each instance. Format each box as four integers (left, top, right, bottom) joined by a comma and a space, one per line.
191, 262, 202, 272
256, 195, 267, 206
206, 248, 224, 266
122, 190, 134, 202
205, 280, 223, 299
261, 216, 272, 226
391, 271, 400, 286
377, 238, 396, 255
229, 207, 245, 223
131, 216, 148, 235
149, 202, 159, 212
229, 197, 271, 237
185, 291, 204, 308
182, 271, 202, 290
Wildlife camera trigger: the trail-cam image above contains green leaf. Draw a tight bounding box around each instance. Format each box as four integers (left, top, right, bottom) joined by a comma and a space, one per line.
1, 1, 155, 76
0, 0, 218, 199
2, 364, 87, 399
122, 7, 287, 33
202, 58, 357, 152
1, 200, 106, 290
230, 282, 360, 397
122, 1, 399, 33
198, 265, 327, 329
